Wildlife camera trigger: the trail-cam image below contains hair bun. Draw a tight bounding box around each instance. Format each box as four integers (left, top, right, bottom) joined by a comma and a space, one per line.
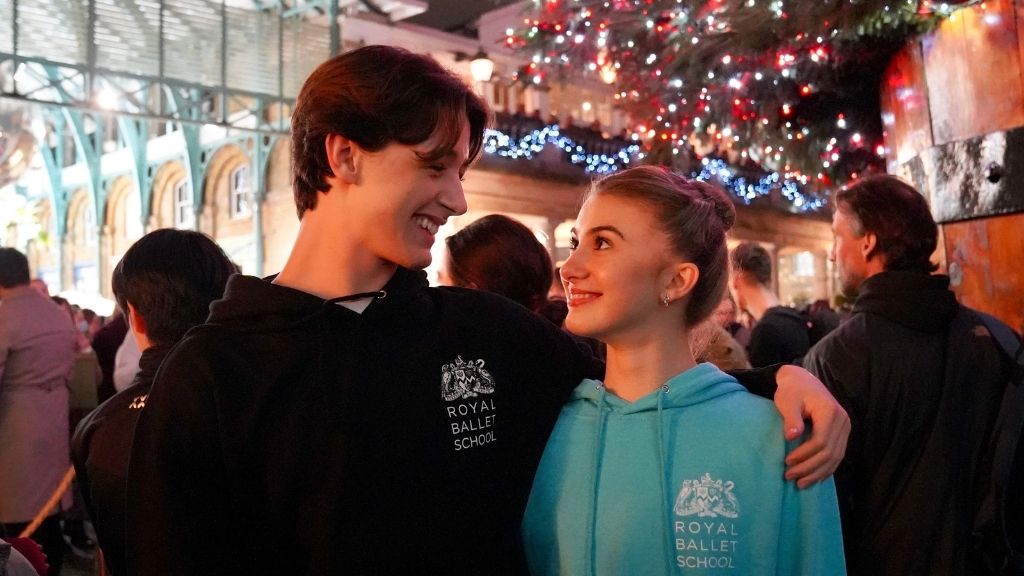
690, 180, 736, 231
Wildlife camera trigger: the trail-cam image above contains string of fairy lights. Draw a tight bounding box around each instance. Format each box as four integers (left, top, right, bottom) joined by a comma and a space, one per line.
481, 125, 826, 212
504, 0, 980, 211
482, 125, 641, 175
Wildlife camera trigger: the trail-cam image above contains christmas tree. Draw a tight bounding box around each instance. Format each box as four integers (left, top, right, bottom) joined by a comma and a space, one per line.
509, 0, 972, 210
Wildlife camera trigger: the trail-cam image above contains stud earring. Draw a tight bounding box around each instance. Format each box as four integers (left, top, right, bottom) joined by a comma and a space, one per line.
661, 295, 671, 307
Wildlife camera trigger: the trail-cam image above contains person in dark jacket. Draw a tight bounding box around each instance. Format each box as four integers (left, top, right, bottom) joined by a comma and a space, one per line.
125, 45, 849, 576
803, 299, 841, 347
803, 175, 1013, 576
71, 230, 235, 576
730, 242, 810, 367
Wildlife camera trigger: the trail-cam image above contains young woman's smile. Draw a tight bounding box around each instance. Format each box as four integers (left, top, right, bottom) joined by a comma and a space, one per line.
560, 194, 678, 344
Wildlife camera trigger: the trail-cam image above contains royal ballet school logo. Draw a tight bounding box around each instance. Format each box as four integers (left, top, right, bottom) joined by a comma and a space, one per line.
674, 473, 740, 518
441, 356, 495, 402
441, 356, 498, 452
672, 473, 741, 569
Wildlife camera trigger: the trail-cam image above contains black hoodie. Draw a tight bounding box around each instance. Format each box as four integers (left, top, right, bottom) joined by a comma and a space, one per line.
803, 271, 1009, 576
125, 268, 602, 575
747, 305, 811, 367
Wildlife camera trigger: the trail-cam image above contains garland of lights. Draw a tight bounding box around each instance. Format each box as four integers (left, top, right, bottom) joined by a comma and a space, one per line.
483, 125, 642, 174
509, 0, 966, 198
692, 158, 827, 213
482, 124, 823, 212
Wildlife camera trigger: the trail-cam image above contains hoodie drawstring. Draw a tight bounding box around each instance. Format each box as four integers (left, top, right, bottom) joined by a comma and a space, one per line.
656, 384, 677, 575
323, 290, 387, 305
587, 383, 609, 576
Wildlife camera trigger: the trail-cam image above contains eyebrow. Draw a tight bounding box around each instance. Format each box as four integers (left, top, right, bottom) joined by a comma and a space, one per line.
416, 148, 471, 171
570, 225, 626, 239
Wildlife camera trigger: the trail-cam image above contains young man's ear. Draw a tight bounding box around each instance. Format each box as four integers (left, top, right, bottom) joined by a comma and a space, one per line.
126, 302, 154, 352
126, 302, 147, 337
325, 134, 359, 185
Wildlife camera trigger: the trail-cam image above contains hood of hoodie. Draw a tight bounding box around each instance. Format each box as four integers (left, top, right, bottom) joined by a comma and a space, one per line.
206, 267, 430, 332
537, 363, 754, 576
853, 270, 958, 334
522, 359, 846, 576
571, 362, 744, 414
762, 305, 806, 325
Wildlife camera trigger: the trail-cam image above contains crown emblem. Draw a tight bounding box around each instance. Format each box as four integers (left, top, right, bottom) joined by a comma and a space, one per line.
441, 356, 496, 402
674, 473, 740, 518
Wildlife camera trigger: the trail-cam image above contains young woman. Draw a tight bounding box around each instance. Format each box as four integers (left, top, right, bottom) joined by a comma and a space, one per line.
523, 166, 846, 575
126, 46, 847, 574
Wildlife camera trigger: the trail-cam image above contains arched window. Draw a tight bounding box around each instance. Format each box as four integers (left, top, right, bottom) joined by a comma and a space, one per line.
174, 180, 194, 229
82, 201, 97, 247
229, 165, 252, 219
124, 188, 144, 240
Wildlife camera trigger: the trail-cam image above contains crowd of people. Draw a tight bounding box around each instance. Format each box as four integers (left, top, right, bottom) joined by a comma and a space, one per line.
1, 44, 1020, 576
0, 264, 143, 574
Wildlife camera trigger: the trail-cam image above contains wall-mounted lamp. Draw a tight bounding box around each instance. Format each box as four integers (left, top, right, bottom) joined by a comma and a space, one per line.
456, 49, 494, 83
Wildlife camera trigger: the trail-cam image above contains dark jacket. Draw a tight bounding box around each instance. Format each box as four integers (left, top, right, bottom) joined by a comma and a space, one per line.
748, 306, 810, 367
125, 269, 601, 575
71, 344, 169, 576
803, 271, 1010, 576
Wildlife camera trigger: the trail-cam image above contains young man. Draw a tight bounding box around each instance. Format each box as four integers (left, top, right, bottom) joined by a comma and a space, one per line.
803, 175, 1014, 575
730, 242, 811, 367
71, 230, 236, 576
126, 45, 848, 575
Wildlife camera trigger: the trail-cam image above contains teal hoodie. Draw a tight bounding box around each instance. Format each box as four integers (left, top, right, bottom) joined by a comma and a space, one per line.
523, 363, 846, 575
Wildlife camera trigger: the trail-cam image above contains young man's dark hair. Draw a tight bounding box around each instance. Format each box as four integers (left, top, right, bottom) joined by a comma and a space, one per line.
0, 248, 30, 288
834, 175, 939, 273
290, 44, 490, 219
730, 242, 772, 286
111, 229, 236, 347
